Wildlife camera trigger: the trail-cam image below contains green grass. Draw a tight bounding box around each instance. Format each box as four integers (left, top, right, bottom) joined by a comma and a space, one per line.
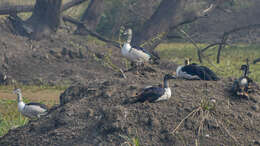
0, 99, 28, 136
156, 43, 260, 83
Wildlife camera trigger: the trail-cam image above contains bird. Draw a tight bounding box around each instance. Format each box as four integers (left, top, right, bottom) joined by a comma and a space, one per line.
176, 58, 220, 81
121, 28, 159, 67
127, 74, 176, 103
13, 88, 48, 119
231, 64, 253, 97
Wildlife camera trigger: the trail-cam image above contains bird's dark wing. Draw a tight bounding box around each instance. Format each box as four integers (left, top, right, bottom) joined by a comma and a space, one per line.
181, 65, 200, 76
199, 66, 220, 81
135, 86, 165, 103
27, 102, 48, 110
132, 45, 151, 55
182, 65, 219, 81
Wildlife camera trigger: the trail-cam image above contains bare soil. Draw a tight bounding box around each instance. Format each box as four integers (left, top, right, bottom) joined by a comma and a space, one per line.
0, 18, 260, 146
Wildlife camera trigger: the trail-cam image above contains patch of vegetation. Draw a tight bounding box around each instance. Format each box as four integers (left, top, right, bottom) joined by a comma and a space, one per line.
0, 98, 28, 136
0, 85, 63, 137
120, 134, 140, 146
156, 43, 260, 83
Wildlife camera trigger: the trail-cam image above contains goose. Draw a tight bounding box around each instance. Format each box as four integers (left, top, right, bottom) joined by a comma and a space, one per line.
231, 64, 253, 97
13, 88, 48, 119
176, 59, 220, 81
121, 28, 159, 66
128, 74, 176, 103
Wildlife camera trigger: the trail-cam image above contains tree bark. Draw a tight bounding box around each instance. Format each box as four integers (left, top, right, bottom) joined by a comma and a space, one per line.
132, 0, 184, 48
22, 0, 62, 40
132, 0, 219, 50
76, 0, 104, 34
80, 0, 104, 30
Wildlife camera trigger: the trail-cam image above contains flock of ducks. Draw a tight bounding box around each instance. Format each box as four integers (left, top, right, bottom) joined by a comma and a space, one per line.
121, 28, 254, 103
11, 28, 254, 119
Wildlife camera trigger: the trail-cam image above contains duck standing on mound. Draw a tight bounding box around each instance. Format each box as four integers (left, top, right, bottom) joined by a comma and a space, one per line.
231, 64, 253, 98
121, 28, 159, 69
176, 59, 220, 81
13, 88, 48, 119
128, 74, 176, 103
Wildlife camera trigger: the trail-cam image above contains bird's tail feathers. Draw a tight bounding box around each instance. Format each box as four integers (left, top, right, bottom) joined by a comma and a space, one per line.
122, 96, 141, 104
149, 54, 160, 65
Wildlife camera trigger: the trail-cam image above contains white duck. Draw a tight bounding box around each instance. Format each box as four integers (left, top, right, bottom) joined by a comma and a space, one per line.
13, 88, 48, 119
121, 28, 159, 66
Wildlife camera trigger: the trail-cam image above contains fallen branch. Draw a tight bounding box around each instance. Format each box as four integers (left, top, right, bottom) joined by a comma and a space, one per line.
63, 15, 121, 48
0, 0, 88, 15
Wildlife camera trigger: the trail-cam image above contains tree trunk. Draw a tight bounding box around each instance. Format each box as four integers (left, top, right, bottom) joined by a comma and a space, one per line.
132, 0, 219, 50
25, 0, 62, 40
132, 0, 185, 48
76, 0, 104, 34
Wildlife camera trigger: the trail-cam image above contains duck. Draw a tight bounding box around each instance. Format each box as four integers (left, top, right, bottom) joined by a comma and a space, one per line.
121, 28, 159, 66
13, 88, 48, 119
176, 58, 220, 81
231, 64, 253, 97
128, 74, 176, 103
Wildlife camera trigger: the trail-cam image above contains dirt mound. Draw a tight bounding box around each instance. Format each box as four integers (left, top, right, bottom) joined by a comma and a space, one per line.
1, 76, 260, 145
0, 17, 128, 86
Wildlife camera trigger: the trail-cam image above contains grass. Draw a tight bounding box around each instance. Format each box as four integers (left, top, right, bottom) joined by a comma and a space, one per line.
0, 85, 65, 137
156, 43, 260, 83
120, 134, 140, 146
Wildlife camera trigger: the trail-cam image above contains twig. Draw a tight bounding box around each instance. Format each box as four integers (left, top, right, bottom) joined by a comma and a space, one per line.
177, 28, 203, 63
214, 118, 238, 143
201, 43, 227, 53
172, 107, 201, 134
217, 23, 260, 63
120, 69, 127, 79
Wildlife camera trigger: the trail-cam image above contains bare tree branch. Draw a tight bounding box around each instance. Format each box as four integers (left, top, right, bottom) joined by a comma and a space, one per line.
216, 24, 260, 63
61, 0, 88, 11
177, 28, 203, 63
0, 5, 33, 15
201, 43, 225, 53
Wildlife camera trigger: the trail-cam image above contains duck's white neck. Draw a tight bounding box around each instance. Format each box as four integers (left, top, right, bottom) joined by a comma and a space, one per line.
16, 92, 25, 111
176, 66, 183, 77
126, 29, 132, 44
17, 92, 23, 102
122, 43, 131, 52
